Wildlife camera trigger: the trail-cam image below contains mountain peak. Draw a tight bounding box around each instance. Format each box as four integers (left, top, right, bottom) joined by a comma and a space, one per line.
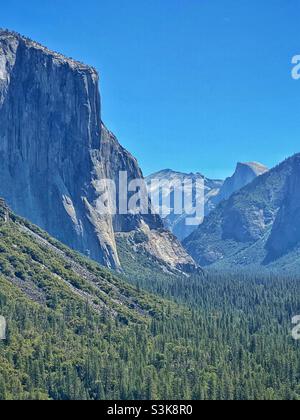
147, 169, 204, 180
146, 169, 224, 240
217, 161, 268, 202
236, 161, 268, 176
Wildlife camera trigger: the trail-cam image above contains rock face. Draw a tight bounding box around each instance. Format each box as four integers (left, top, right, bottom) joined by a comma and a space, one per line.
0, 30, 197, 273
216, 162, 268, 202
184, 154, 300, 272
266, 158, 300, 260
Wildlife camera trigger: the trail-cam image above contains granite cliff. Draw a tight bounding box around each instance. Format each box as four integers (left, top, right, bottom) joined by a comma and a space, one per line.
216, 162, 268, 202
0, 30, 197, 273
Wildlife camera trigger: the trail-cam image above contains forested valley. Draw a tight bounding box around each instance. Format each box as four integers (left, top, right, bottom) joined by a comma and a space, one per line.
0, 210, 300, 400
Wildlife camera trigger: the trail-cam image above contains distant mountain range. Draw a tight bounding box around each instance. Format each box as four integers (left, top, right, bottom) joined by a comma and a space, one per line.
147, 162, 268, 240
184, 154, 300, 273
146, 170, 223, 240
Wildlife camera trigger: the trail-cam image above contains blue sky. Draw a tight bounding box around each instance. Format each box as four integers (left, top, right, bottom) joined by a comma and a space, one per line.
1, 0, 300, 178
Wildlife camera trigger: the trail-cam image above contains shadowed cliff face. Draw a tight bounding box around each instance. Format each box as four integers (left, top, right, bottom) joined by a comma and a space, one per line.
0, 30, 197, 272
0, 31, 118, 268
266, 155, 300, 261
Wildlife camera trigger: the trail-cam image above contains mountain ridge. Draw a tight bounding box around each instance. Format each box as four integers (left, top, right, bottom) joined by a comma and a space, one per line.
146, 169, 223, 240
146, 162, 267, 240
184, 153, 300, 272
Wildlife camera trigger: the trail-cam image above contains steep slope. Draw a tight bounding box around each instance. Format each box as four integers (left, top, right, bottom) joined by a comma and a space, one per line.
184, 154, 300, 272
146, 170, 223, 240
0, 199, 159, 322
216, 162, 268, 202
0, 29, 196, 273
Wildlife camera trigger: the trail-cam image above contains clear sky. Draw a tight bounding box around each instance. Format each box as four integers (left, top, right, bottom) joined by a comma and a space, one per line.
1, 0, 300, 178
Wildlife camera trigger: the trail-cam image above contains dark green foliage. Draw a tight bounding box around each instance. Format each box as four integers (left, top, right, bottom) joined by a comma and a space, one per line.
132, 231, 149, 244
0, 209, 300, 400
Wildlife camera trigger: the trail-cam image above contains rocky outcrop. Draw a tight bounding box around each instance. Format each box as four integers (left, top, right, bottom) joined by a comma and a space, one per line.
0, 29, 198, 273
117, 220, 199, 274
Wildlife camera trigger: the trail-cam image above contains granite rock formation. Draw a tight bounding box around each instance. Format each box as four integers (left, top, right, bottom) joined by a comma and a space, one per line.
216, 162, 268, 202
0, 30, 197, 273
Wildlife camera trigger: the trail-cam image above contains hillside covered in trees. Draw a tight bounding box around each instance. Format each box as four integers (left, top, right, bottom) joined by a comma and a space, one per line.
0, 201, 300, 400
